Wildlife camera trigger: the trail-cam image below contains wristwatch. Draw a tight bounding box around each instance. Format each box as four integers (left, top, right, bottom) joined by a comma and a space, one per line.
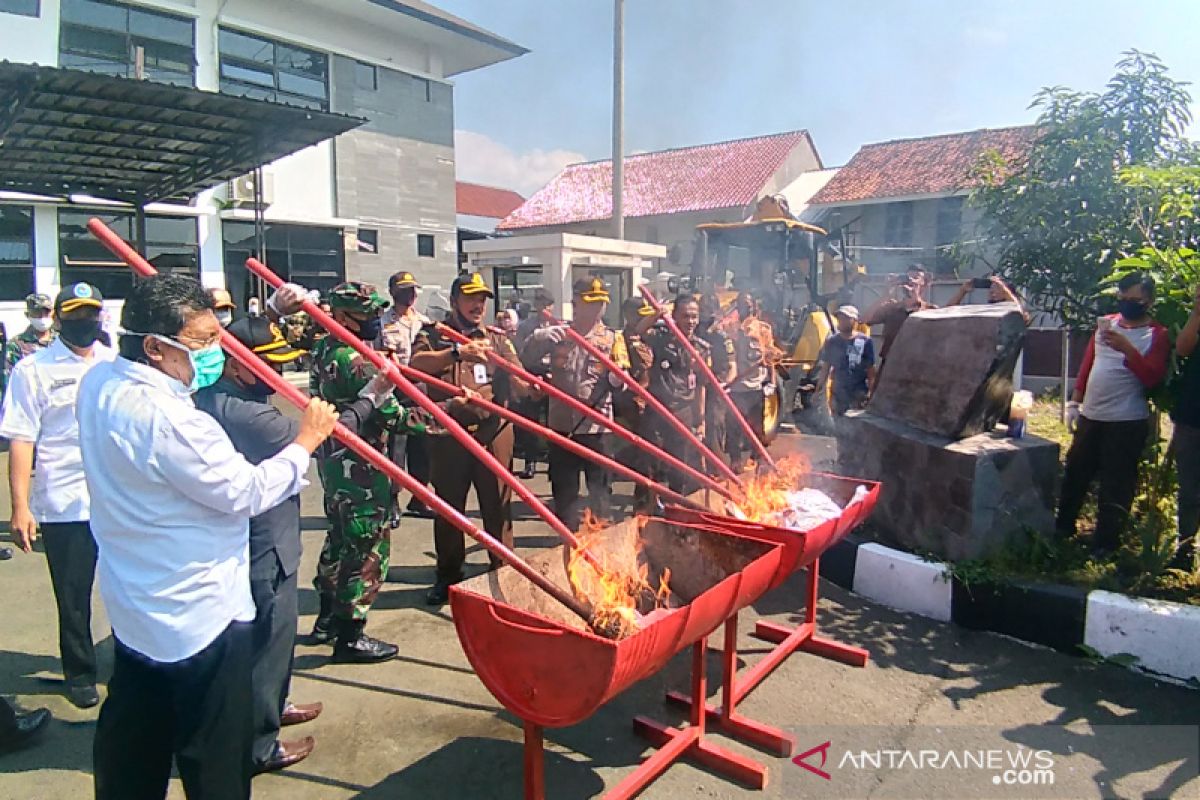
450, 342, 462, 362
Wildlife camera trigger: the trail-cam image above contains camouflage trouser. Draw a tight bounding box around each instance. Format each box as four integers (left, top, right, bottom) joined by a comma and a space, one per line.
314, 456, 393, 621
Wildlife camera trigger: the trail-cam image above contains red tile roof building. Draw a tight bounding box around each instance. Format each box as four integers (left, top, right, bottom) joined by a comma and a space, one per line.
809, 126, 1038, 206
456, 181, 525, 220
498, 130, 820, 231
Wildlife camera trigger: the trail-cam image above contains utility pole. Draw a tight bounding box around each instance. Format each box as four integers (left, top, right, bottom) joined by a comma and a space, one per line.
612, 0, 625, 240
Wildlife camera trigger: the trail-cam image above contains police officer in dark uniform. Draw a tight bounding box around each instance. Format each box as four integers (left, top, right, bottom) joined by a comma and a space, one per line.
697, 292, 736, 463
640, 294, 713, 494
411, 273, 526, 605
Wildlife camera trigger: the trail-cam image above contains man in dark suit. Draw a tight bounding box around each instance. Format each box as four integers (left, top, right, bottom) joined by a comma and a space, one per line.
194, 317, 378, 774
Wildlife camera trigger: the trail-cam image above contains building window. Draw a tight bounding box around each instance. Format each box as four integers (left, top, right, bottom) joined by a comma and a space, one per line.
356, 228, 378, 253
59, 0, 194, 86
218, 27, 328, 110
936, 196, 964, 245
883, 201, 914, 247
0, 0, 39, 17
354, 61, 377, 91
417, 234, 435, 258
59, 210, 198, 299
222, 221, 344, 312
0, 206, 35, 302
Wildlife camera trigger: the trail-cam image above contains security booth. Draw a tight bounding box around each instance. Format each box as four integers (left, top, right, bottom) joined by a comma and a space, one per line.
463, 233, 665, 326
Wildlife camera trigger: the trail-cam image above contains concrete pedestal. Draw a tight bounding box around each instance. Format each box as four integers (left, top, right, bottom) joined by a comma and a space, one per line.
836, 412, 1059, 561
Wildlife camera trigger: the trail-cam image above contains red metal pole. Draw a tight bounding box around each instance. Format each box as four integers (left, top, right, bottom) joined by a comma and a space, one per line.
85, 219, 602, 633
640, 288, 777, 471
432, 323, 740, 503
392, 357, 705, 511
242, 258, 593, 563
541, 312, 746, 489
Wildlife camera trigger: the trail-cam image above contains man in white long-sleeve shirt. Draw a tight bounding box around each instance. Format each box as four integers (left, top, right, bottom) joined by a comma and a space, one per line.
77, 274, 337, 800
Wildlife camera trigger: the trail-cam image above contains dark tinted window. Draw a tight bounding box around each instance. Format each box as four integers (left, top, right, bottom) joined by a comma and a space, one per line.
355, 61, 377, 91
59, 0, 194, 85
222, 221, 344, 312
0, 0, 40, 17
417, 234, 434, 258
59, 210, 198, 299
0, 206, 35, 302
219, 28, 328, 109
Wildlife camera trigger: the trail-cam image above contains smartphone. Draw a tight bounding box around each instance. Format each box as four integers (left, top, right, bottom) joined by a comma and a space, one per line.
972, 276, 993, 289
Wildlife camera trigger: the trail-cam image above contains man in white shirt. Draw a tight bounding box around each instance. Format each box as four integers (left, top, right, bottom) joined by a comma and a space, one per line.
77, 274, 337, 800
0, 282, 114, 709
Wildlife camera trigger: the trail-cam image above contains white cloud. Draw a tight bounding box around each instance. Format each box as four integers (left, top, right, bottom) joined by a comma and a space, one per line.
454, 130, 587, 197
964, 25, 1008, 47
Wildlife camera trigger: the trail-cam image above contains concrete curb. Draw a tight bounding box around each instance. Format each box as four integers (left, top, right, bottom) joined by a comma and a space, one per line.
824, 536, 1200, 682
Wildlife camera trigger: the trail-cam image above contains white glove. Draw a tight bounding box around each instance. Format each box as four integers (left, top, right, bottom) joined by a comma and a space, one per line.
267, 282, 308, 317
358, 371, 395, 409
607, 369, 625, 388
542, 325, 568, 344
1065, 401, 1081, 433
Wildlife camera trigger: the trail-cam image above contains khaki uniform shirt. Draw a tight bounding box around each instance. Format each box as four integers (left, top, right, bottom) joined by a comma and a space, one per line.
378, 306, 431, 366
522, 323, 629, 435
412, 317, 521, 438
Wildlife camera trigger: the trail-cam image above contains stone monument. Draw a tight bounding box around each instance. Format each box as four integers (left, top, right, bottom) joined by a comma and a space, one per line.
837, 303, 1059, 561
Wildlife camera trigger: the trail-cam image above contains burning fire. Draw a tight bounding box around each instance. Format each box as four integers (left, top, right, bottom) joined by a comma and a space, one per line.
567, 511, 672, 638
727, 454, 846, 531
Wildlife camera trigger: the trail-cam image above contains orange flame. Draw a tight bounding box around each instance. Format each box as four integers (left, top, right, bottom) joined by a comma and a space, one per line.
567, 510, 672, 638
731, 454, 812, 523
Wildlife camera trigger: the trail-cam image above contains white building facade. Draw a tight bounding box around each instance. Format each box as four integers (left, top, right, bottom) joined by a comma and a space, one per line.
0, 0, 524, 334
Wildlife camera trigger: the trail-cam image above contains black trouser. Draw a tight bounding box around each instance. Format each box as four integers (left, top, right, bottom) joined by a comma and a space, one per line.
40, 521, 98, 687
513, 396, 549, 463
250, 566, 298, 766
549, 433, 612, 530
406, 433, 430, 489
647, 407, 703, 496
94, 621, 254, 800
1174, 422, 1200, 558
727, 391, 765, 468
1056, 415, 1150, 550
429, 426, 514, 583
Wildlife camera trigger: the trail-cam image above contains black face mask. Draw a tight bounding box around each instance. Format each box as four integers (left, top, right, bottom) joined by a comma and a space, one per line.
1118, 299, 1148, 320
355, 315, 382, 342
242, 377, 275, 399
58, 318, 102, 348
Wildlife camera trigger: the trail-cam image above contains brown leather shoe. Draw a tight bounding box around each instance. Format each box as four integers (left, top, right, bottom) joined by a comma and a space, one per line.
254, 736, 315, 775
281, 701, 323, 727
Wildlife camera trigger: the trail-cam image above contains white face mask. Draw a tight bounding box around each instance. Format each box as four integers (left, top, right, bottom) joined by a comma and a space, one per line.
29, 316, 52, 333
216, 310, 234, 327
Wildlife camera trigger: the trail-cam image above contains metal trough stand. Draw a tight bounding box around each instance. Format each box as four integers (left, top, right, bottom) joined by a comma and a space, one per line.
662, 472, 881, 758
449, 516, 787, 798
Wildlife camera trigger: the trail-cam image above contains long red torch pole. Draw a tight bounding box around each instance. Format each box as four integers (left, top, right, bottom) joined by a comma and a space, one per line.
544, 311, 747, 488
640, 288, 777, 471
85, 219, 603, 633
392, 358, 704, 510
240, 259, 593, 563
431, 322, 741, 504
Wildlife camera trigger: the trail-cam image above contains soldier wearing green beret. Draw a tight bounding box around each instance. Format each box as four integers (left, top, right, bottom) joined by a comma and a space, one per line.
307, 281, 427, 663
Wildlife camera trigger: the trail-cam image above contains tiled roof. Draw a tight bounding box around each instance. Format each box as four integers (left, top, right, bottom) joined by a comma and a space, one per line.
455, 181, 525, 219
808, 126, 1039, 205
497, 130, 815, 230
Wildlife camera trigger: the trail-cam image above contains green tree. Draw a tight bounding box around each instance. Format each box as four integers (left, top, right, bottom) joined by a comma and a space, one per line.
970, 50, 1195, 330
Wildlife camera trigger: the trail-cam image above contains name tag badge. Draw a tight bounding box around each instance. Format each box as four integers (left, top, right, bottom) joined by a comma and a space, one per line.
473, 363, 490, 385
688, 373, 696, 391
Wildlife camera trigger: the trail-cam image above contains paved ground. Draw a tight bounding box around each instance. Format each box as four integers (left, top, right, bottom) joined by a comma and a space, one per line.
0, 432, 1196, 799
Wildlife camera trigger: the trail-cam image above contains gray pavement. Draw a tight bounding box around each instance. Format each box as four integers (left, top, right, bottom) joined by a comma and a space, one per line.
0, 433, 1196, 799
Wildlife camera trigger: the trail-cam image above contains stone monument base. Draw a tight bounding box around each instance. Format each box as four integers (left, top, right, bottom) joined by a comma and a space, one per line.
836, 411, 1060, 562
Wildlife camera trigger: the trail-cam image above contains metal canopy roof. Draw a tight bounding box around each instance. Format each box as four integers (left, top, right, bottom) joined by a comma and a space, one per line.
0, 63, 364, 204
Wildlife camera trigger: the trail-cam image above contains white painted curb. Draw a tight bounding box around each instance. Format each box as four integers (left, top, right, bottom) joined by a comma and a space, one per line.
851, 543, 952, 622
1084, 590, 1200, 681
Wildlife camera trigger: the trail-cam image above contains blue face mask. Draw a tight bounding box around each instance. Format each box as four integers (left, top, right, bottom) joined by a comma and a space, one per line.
151, 335, 226, 394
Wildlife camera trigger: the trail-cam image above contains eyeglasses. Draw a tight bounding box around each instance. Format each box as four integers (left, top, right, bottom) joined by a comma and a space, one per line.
174, 331, 222, 350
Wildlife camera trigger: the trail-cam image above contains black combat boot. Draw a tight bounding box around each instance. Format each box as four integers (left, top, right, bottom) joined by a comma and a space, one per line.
308, 594, 335, 645
331, 619, 398, 664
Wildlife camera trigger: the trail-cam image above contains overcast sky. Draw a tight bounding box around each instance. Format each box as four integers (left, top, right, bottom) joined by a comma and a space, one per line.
440, 0, 1200, 196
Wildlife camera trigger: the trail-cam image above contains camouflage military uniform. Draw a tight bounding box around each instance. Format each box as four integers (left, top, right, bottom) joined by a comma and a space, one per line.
310, 283, 426, 624
1, 326, 54, 398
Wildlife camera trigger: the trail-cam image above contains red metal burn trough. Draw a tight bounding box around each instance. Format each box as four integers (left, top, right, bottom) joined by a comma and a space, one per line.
449, 474, 879, 798
663, 472, 881, 760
